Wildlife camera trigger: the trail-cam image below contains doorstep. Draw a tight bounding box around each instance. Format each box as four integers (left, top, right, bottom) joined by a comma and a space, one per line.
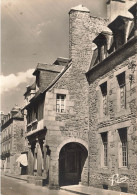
60, 185, 136, 195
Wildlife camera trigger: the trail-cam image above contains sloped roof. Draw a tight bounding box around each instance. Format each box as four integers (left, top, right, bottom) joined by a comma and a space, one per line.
33, 63, 64, 76
53, 57, 70, 66
11, 105, 20, 112
13, 110, 23, 119
25, 60, 72, 107
108, 15, 133, 31
89, 48, 98, 69
24, 82, 36, 96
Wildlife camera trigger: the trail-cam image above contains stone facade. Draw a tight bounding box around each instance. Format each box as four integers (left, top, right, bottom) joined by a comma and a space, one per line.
86, 3, 137, 194
24, 2, 137, 194
1, 106, 26, 174
87, 55, 137, 193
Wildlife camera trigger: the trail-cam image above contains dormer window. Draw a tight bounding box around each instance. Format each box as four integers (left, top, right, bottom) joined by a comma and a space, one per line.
108, 16, 133, 51
93, 31, 112, 65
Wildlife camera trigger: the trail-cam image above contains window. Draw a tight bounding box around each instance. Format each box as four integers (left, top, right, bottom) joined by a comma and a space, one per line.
103, 184, 108, 190
21, 129, 23, 137
7, 157, 10, 163
118, 128, 128, 167
100, 82, 107, 115
117, 72, 126, 109
121, 187, 128, 193
34, 105, 38, 120
27, 110, 32, 123
56, 94, 66, 113
101, 132, 108, 167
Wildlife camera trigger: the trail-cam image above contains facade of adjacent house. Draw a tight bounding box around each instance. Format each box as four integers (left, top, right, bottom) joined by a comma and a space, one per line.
24, 1, 137, 194
86, 2, 137, 194
1, 106, 27, 175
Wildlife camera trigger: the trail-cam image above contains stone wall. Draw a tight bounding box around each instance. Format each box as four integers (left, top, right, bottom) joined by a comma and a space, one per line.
41, 8, 109, 188
13, 120, 25, 153
88, 54, 137, 194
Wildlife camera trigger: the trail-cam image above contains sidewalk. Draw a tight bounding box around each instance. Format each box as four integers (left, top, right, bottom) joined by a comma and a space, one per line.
60, 185, 136, 195
2, 174, 136, 195
4, 173, 28, 181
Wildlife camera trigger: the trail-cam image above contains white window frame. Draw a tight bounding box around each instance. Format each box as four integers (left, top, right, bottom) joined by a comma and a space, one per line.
56, 94, 66, 113
100, 81, 108, 116
118, 128, 128, 167
101, 132, 108, 167
117, 71, 126, 110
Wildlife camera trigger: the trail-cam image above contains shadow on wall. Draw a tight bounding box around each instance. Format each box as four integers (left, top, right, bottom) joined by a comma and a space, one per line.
59, 142, 88, 186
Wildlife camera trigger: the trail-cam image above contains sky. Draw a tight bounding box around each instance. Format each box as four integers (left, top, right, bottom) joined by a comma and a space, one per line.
1, 0, 106, 114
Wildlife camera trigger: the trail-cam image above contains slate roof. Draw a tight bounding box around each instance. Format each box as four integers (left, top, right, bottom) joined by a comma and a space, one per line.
25, 60, 72, 107
24, 82, 36, 96
33, 63, 64, 76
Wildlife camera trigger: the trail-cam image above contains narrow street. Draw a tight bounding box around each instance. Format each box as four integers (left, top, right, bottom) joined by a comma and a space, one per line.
1, 176, 75, 195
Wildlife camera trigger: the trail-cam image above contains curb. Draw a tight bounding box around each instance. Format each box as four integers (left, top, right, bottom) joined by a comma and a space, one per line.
4, 174, 28, 182
60, 188, 87, 195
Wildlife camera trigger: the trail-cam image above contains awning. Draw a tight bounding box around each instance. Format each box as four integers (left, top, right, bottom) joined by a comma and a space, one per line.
16, 154, 28, 166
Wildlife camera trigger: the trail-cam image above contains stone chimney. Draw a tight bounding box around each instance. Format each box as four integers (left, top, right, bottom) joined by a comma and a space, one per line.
69, 5, 92, 72
69, 5, 108, 72
107, 0, 135, 22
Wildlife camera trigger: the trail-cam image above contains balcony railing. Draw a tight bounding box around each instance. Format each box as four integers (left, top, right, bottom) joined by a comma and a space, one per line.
27, 119, 38, 132
26, 119, 44, 136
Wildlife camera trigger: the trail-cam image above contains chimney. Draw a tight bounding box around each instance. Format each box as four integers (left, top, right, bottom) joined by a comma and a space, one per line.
107, 0, 135, 22
69, 5, 108, 72
69, 5, 92, 72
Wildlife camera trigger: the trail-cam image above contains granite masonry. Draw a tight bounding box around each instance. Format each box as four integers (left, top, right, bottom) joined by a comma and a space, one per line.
23, 1, 137, 194
1, 106, 26, 175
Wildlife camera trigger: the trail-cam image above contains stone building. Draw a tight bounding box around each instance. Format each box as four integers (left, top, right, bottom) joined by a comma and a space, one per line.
1, 106, 27, 174
24, 1, 137, 194
86, 2, 137, 194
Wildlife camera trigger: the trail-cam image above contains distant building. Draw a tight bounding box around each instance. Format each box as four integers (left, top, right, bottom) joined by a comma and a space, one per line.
23, 1, 137, 194
1, 106, 27, 175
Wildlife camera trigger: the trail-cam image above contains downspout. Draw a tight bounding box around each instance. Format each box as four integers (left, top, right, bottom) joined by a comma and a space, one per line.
88, 84, 90, 186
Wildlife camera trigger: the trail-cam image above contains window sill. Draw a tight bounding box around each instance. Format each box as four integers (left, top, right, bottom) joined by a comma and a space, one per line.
118, 167, 129, 175
27, 122, 32, 127
118, 166, 128, 169
98, 115, 110, 123
101, 166, 108, 169
32, 119, 38, 124
115, 108, 131, 117
56, 112, 66, 115
99, 167, 111, 174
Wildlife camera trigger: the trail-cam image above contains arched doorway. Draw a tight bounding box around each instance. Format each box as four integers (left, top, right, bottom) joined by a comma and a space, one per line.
59, 142, 88, 186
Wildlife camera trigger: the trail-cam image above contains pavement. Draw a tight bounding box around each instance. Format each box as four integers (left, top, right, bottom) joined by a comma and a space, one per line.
60, 185, 136, 195
1, 175, 74, 195
2, 174, 136, 195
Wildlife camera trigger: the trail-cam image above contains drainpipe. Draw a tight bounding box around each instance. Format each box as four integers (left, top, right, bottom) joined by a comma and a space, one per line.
88, 85, 90, 186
